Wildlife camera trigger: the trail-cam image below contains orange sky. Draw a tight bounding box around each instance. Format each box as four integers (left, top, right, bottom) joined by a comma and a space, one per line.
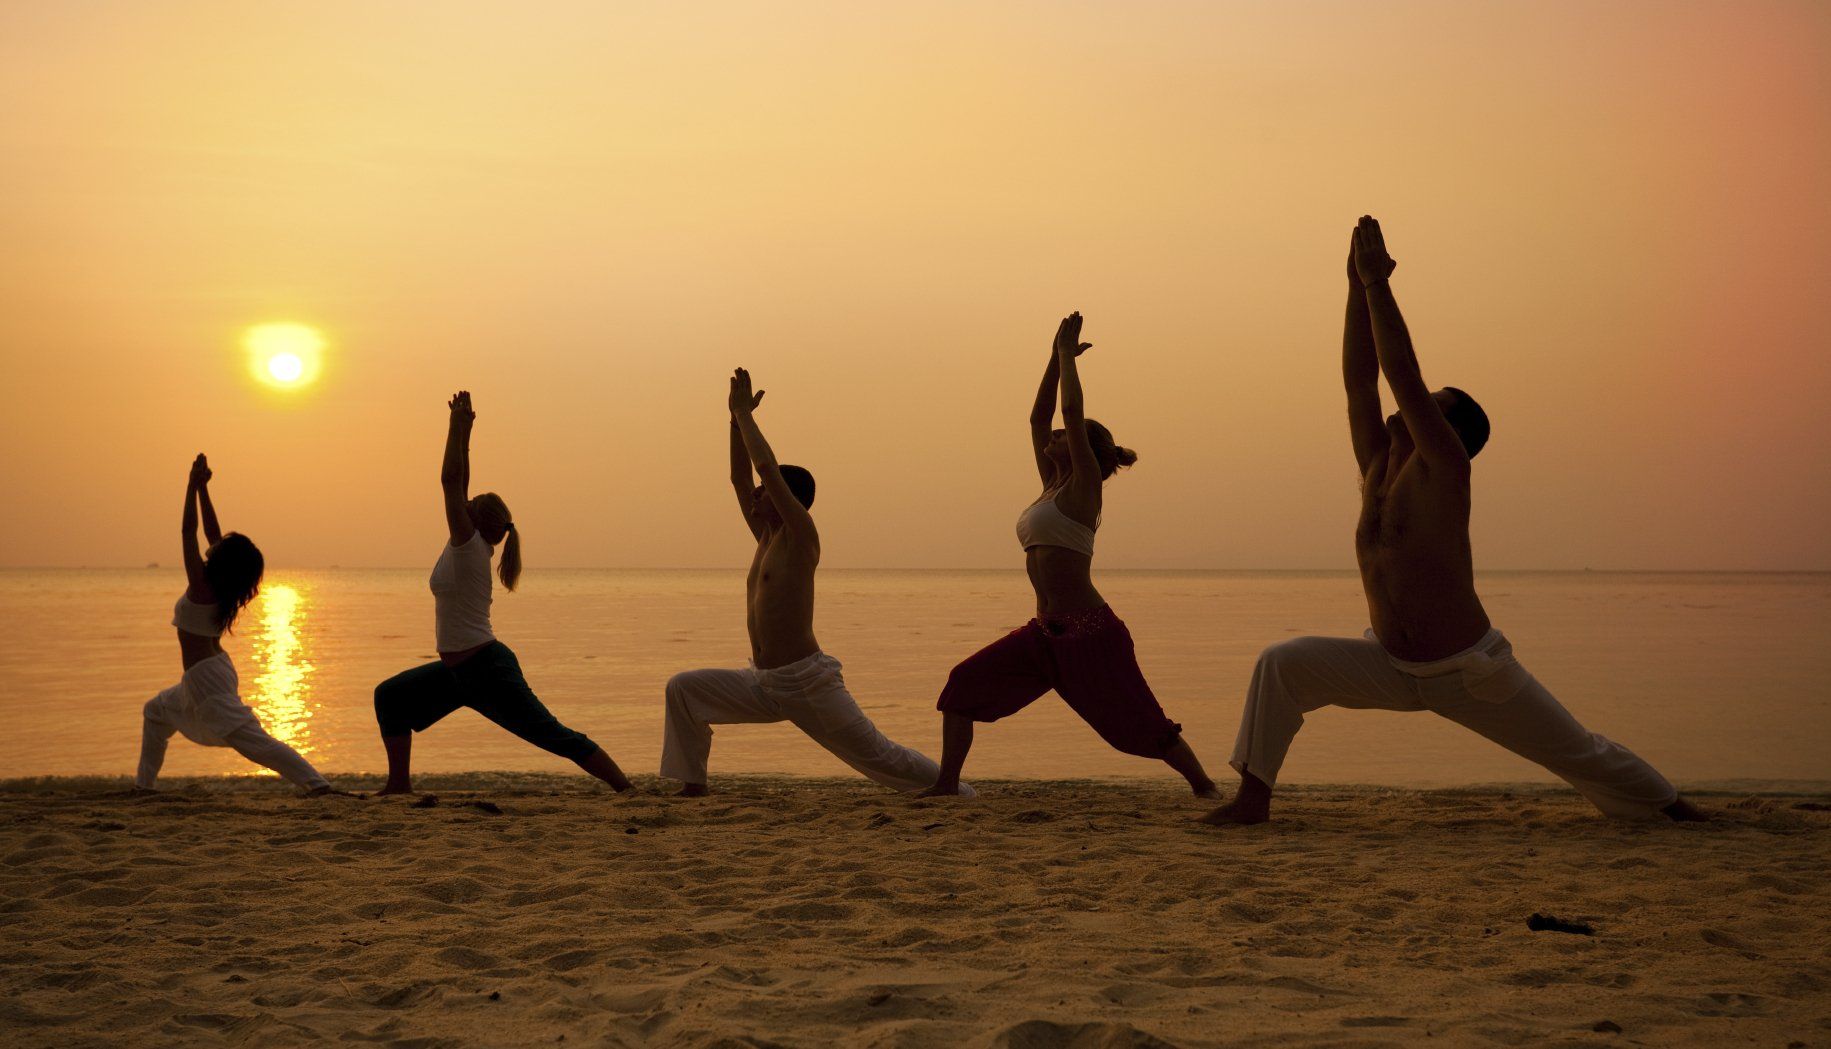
2, 1, 1827, 570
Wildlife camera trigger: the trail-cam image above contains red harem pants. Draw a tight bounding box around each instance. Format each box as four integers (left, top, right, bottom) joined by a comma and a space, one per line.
936, 604, 1183, 758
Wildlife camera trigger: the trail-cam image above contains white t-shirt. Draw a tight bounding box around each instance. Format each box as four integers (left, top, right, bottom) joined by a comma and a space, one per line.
172, 593, 223, 638
431, 532, 495, 651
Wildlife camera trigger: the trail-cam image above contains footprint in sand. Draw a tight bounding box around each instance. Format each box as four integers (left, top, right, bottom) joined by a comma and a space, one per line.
413, 876, 491, 905
543, 949, 598, 972
1699, 929, 1766, 960
433, 946, 500, 971
756, 901, 854, 922
982, 1019, 1182, 1048
1339, 1015, 1411, 1027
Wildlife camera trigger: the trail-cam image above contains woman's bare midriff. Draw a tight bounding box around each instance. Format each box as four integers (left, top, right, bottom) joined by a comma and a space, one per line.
1026, 547, 1106, 616
176, 630, 223, 672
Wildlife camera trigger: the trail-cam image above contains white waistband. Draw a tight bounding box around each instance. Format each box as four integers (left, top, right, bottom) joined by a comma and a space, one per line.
1367, 627, 1511, 676
750, 650, 841, 685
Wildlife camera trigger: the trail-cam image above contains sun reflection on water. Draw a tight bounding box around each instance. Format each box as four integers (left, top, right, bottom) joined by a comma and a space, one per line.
248, 582, 317, 769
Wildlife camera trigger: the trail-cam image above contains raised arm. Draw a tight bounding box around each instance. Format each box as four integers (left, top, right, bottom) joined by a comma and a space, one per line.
441, 391, 477, 546
191, 453, 224, 545
1028, 350, 1062, 483
1353, 216, 1469, 471
729, 387, 765, 539
181, 458, 208, 598
1052, 312, 1102, 508
1342, 233, 1390, 476
728, 369, 817, 547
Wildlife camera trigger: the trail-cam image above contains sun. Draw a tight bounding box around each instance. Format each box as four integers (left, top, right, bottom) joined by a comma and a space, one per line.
244, 322, 325, 390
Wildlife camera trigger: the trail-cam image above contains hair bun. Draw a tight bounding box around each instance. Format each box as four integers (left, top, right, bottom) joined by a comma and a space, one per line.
1114, 446, 1139, 468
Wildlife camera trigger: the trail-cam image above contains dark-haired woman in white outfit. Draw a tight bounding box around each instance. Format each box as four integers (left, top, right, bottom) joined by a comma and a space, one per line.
135, 454, 333, 793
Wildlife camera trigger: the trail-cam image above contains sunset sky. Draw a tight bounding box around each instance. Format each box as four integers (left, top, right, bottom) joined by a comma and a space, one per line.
2, 1, 1826, 570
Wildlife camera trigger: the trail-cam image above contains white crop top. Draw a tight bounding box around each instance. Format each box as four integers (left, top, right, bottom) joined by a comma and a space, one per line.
172, 593, 223, 638
431, 532, 495, 651
1016, 495, 1098, 557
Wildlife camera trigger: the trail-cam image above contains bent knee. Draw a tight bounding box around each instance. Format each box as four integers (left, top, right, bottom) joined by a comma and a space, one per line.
372, 682, 398, 717
372, 681, 415, 734
663, 673, 702, 714
937, 661, 993, 707
1257, 636, 1335, 670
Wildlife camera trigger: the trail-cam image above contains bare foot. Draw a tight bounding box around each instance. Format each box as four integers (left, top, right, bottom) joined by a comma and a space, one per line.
1191, 781, 1223, 800
674, 783, 708, 798
374, 784, 414, 797
916, 781, 965, 799
1663, 796, 1709, 822
1196, 797, 1270, 826
1197, 772, 1272, 826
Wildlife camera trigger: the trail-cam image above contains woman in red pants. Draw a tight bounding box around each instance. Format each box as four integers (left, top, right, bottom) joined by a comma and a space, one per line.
920, 313, 1220, 799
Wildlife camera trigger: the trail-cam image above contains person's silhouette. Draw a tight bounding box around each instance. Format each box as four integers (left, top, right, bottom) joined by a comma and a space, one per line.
135, 454, 335, 794
921, 312, 1221, 800
372, 391, 632, 796
659, 369, 963, 796
1201, 217, 1704, 825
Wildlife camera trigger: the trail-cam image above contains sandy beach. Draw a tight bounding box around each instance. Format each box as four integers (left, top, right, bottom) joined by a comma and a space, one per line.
1, 775, 1826, 1048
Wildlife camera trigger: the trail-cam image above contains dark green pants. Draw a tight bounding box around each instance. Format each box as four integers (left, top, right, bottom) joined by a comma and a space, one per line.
373, 641, 598, 762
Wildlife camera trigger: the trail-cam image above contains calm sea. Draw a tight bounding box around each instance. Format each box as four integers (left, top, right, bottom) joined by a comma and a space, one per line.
1, 569, 1826, 787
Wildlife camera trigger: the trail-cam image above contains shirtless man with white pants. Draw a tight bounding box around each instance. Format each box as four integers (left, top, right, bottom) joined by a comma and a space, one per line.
1201, 217, 1703, 825
660, 369, 968, 797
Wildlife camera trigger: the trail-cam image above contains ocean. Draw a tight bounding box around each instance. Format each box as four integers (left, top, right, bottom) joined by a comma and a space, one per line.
2, 568, 1826, 787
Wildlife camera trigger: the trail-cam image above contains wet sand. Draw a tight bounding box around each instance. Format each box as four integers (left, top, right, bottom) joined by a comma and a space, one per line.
1, 775, 1826, 1048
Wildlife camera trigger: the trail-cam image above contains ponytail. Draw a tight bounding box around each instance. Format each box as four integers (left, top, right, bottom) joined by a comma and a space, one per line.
498, 521, 521, 591
1083, 419, 1138, 480
468, 492, 522, 591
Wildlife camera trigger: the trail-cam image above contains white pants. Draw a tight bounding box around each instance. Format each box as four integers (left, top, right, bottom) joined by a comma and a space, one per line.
661, 651, 970, 794
1230, 629, 1677, 819
136, 654, 328, 791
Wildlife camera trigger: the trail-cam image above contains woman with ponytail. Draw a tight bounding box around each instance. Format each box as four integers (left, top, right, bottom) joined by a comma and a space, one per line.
372, 391, 631, 795
135, 454, 334, 793
921, 313, 1221, 799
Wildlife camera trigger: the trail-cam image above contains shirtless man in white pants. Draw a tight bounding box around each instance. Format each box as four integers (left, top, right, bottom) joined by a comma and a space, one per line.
660, 369, 968, 797
1201, 217, 1703, 825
